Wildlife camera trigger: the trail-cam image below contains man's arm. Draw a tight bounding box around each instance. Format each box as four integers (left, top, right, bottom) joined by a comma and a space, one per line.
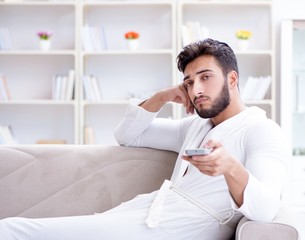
140, 84, 194, 114
114, 84, 194, 151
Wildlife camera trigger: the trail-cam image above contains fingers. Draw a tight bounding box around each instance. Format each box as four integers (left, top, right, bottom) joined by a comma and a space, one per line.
178, 84, 194, 114
203, 139, 220, 149
182, 141, 225, 176
182, 154, 217, 175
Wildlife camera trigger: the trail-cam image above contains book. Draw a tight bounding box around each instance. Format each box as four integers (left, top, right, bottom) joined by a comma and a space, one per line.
82, 25, 93, 51
241, 76, 257, 100
36, 139, 67, 144
253, 76, 271, 100
84, 126, 96, 145
0, 75, 11, 100
82, 74, 103, 101
82, 75, 94, 101
52, 75, 62, 100
65, 69, 75, 101
98, 26, 107, 50
59, 76, 68, 101
90, 75, 102, 101
181, 25, 192, 47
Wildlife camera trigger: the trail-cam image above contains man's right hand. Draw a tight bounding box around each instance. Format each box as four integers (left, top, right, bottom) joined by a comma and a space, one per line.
140, 84, 194, 114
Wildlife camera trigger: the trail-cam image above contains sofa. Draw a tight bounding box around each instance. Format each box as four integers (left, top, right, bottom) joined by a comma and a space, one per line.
0, 145, 299, 240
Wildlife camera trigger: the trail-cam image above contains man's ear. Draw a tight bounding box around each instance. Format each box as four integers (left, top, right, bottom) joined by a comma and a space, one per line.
228, 71, 239, 89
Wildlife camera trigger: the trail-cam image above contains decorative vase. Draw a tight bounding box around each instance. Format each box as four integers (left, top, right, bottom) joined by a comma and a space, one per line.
238, 39, 249, 51
126, 39, 139, 50
39, 39, 51, 51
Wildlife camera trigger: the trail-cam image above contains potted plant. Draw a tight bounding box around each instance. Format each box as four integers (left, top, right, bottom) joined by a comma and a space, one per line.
124, 31, 140, 50
37, 31, 53, 51
236, 29, 252, 51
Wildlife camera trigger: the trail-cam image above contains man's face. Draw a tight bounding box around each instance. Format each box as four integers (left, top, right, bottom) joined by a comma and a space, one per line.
183, 55, 231, 118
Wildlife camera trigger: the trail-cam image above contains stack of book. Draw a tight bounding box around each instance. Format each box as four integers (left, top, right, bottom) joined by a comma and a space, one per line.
0, 28, 13, 50
82, 74, 103, 101
181, 22, 209, 47
82, 24, 107, 51
241, 76, 271, 100
52, 69, 75, 101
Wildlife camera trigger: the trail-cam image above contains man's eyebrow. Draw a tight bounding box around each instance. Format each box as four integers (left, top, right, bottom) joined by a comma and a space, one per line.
183, 69, 212, 81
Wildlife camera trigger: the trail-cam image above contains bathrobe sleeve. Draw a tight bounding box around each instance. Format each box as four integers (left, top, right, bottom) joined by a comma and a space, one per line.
231, 119, 290, 221
113, 99, 194, 153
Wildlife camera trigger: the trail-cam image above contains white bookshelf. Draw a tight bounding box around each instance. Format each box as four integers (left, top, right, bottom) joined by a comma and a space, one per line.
79, 1, 176, 144
0, 0, 79, 144
0, 0, 274, 145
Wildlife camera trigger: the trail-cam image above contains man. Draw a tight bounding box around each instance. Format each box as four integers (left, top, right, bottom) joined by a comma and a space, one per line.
0, 39, 289, 240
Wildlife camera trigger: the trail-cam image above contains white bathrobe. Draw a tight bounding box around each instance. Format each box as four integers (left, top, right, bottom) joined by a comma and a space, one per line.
0, 103, 289, 240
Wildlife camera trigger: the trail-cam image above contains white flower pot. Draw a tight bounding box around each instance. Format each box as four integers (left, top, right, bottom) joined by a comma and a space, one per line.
126, 39, 139, 50
238, 39, 249, 51
39, 39, 51, 51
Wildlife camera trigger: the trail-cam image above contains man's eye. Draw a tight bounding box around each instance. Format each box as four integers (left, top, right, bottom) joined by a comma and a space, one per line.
184, 82, 193, 88
202, 75, 211, 80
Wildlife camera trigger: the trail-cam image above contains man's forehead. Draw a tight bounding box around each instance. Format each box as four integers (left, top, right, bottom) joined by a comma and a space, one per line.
184, 55, 217, 70
183, 56, 219, 79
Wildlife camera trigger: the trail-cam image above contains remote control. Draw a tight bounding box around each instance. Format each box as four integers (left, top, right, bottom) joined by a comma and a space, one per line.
184, 148, 212, 156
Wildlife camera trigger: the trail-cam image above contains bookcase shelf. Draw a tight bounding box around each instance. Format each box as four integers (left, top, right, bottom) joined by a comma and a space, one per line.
0, 0, 274, 145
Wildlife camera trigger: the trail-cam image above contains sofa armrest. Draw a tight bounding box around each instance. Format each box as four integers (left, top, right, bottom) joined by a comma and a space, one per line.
235, 205, 299, 240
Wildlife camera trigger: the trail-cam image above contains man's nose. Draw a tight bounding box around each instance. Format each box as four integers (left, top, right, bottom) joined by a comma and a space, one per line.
193, 80, 204, 95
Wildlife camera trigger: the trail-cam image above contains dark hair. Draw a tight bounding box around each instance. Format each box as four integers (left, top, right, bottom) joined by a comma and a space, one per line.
177, 38, 239, 78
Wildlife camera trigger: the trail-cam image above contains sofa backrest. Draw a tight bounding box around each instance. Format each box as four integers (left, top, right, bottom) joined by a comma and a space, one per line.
0, 145, 177, 219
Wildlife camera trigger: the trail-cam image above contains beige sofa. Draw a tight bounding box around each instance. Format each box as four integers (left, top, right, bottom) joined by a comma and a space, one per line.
0, 145, 299, 240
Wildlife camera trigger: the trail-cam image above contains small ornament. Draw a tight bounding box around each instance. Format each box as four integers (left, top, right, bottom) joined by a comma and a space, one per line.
124, 31, 140, 50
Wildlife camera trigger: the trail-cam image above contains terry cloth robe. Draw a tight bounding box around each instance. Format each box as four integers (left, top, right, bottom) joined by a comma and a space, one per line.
113, 101, 289, 237
0, 102, 289, 240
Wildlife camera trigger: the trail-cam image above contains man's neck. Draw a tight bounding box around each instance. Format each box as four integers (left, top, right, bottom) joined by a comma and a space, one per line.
211, 100, 246, 126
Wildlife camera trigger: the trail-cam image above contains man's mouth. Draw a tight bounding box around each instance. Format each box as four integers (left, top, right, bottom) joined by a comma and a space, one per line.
194, 95, 208, 106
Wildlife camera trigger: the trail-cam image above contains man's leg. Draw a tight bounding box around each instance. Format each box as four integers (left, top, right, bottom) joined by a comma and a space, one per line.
0, 192, 169, 240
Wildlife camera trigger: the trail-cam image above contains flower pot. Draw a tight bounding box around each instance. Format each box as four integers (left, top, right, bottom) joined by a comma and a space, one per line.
238, 39, 249, 51
126, 39, 139, 50
39, 39, 51, 51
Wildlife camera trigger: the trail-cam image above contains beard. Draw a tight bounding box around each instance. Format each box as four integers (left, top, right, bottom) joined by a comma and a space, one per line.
194, 81, 231, 119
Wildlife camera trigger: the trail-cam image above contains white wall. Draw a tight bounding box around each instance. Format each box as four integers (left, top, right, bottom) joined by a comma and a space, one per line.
274, 0, 305, 123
